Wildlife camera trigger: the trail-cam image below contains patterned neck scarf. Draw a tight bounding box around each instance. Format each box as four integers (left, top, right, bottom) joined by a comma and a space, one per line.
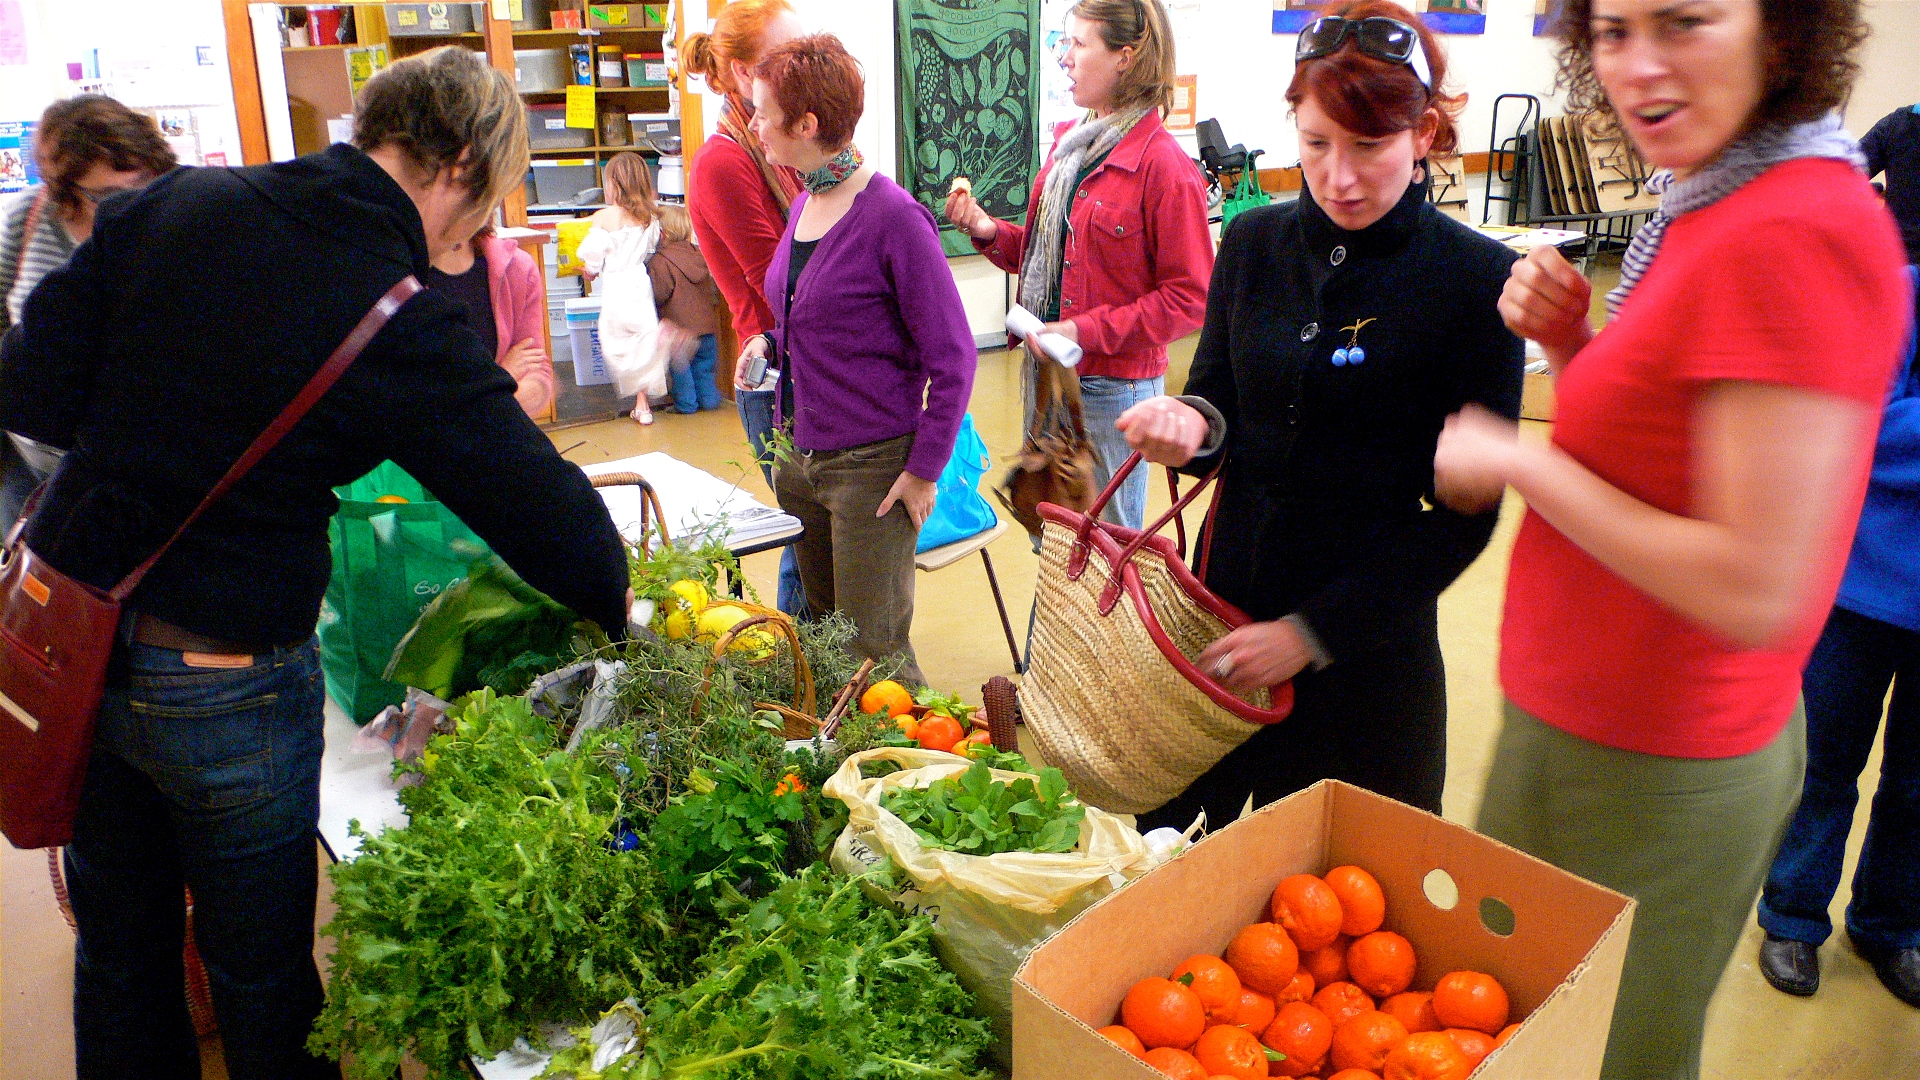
1606, 113, 1865, 317
1017, 106, 1150, 319
802, 146, 864, 194
718, 95, 799, 219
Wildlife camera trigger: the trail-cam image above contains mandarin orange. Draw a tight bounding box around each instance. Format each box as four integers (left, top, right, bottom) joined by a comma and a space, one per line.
1431, 971, 1509, 1036
1328, 1072, 1384, 1080
1324, 866, 1387, 937
1303, 935, 1353, 987
1311, 981, 1376, 1030
1225, 922, 1301, 996
1260, 1002, 1333, 1078
1124, 976, 1208, 1050
1145, 1046, 1211, 1080
1492, 1022, 1520, 1049
1381, 991, 1443, 1034
1272, 874, 1346, 952
1275, 969, 1316, 1007
1444, 1028, 1494, 1069
1100, 1024, 1148, 1058
1174, 954, 1246, 1022
1382, 1031, 1473, 1080
1234, 987, 1278, 1034
1330, 1010, 1410, 1074
1347, 931, 1417, 998
1196, 1023, 1273, 1080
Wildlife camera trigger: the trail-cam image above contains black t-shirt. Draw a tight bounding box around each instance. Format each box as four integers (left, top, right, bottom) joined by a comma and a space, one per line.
786, 237, 820, 301
424, 249, 498, 360
1863, 105, 1920, 263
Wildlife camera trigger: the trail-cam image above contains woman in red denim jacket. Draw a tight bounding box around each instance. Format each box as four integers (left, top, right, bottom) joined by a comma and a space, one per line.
946, 0, 1211, 530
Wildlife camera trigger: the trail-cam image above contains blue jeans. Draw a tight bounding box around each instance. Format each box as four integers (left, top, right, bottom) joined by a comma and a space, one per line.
737, 387, 809, 616
1078, 375, 1164, 530
1759, 605, 1920, 949
66, 636, 339, 1080
669, 334, 722, 413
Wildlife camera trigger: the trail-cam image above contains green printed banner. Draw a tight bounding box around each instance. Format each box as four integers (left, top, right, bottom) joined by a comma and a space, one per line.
897, 0, 1042, 256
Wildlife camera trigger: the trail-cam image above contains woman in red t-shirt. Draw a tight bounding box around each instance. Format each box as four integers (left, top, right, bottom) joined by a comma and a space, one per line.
1432, 3, 1910, 1076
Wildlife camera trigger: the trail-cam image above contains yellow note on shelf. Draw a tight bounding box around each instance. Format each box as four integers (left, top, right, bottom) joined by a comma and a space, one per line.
491, 0, 525, 18
565, 85, 596, 129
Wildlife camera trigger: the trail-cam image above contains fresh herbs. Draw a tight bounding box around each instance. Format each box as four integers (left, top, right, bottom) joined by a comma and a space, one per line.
649, 758, 808, 920
311, 691, 672, 1078
539, 870, 992, 1080
880, 760, 1087, 856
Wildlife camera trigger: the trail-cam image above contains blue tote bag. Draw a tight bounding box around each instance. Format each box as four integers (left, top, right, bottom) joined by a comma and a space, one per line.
916, 413, 998, 552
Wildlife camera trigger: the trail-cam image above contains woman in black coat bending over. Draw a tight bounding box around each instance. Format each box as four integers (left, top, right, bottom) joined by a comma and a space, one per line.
1122, 1, 1521, 828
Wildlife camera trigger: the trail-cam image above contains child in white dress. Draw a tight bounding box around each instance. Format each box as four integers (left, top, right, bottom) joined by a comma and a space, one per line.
579, 152, 664, 423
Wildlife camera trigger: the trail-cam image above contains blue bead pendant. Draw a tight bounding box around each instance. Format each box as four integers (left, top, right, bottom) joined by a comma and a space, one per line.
1332, 348, 1350, 367
1347, 346, 1366, 365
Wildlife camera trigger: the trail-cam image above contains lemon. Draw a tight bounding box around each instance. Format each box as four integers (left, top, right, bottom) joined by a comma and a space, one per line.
662, 609, 692, 641
727, 627, 778, 661
668, 579, 710, 616
695, 604, 751, 642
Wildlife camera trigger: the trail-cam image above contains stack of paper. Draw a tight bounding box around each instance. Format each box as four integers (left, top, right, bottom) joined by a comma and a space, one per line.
583, 453, 801, 549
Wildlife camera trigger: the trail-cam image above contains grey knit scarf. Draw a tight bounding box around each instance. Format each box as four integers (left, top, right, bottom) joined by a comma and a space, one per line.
1606, 113, 1865, 317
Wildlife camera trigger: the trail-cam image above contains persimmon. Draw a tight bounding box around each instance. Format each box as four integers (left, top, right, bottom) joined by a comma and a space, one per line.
1381, 991, 1443, 1034
1431, 971, 1509, 1035
1347, 931, 1418, 998
1324, 865, 1387, 937
1196, 1023, 1273, 1080
1260, 1002, 1333, 1078
1302, 935, 1352, 987
1312, 981, 1376, 1029
861, 679, 914, 717
1382, 1031, 1472, 1080
1330, 1010, 1410, 1074
1444, 1028, 1494, 1069
1234, 987, 1278, 1033
1145, 1046, 1210, 1080
1174, 954, 1246, 1022
1272, 874, 1346, 952
1124, 976, 1208, 1050
1225, 922, 1301, 997
1275, 969, 1316, 1007
1099, 1024, 1148, 1059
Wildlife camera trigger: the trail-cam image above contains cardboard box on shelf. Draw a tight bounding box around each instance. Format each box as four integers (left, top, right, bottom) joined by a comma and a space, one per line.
1013, 782, 1634, 1080
1522, 370, 1556, 422
588, 4, 637, 27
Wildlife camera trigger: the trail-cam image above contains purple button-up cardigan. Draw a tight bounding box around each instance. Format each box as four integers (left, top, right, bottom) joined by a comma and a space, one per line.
767, 174, 976, 482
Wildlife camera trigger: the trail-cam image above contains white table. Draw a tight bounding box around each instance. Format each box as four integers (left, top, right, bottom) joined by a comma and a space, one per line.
583, 453, 802, 555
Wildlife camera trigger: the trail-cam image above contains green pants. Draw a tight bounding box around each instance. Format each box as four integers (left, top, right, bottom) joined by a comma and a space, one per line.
1476, 699, 1805, 1080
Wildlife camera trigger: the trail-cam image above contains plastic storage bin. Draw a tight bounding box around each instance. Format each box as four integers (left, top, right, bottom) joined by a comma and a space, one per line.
565, 298, 611, 386
527, 103, 593, 150
384, 2, 482, 36
629, 53, 668, 88
514, 49, 569, 93
530, 159, 597, 205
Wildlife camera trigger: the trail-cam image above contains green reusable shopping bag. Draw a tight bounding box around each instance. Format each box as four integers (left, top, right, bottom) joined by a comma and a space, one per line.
1221, 151, 1270, 228
317, 462, 489, 722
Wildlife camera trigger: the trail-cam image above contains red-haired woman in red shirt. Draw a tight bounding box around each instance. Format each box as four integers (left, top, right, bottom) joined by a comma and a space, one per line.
685, 0, 808, 613
1433, 2, 1910, 1075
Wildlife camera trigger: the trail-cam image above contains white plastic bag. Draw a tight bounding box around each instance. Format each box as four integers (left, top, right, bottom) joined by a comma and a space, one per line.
822, 747, 1153, 1066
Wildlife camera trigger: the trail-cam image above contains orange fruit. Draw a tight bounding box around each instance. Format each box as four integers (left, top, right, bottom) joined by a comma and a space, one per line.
1324, 866, 1387, 937
1196, 1023, 1273, 1080
1444, 1028, 1494, 1069
860, 680, 915, 717
1431, 971, 1509, 1036
1312, 981, 1376, 1029
1174, 955, 1246, 1022
1145, 1046, 1211, 1080
1381, 991, 1443, 1034
1233, 987, 1278, 1033
1260, 1001, 1333, 1077
1331, 1010, 1411, 1074
1382, 1031, 1472, 1080
1274, 969, 1315, 1007
1124, 976, 1208, 1050
914, 713, 965, 753
1100, 1024, 1148, 1058
1492, 1023, 1520, 1048
1347, 931, 1418, 999
1225, 922, 1301, 997
1272, 875, 1346, 952
1329, 1072, 1384, 1080
1302, 935, 1352, 987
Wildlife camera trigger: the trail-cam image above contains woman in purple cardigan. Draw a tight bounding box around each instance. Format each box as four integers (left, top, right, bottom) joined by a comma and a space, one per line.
735, 33, 975, 684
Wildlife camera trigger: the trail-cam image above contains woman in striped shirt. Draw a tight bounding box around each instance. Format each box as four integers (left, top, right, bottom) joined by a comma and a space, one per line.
0, 95, 174, 528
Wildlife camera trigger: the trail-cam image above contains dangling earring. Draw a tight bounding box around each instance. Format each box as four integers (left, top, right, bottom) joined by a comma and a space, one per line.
1413, 161, 1427, 185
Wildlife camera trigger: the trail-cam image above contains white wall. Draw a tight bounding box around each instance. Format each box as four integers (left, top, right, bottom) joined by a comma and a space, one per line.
1848, 0, 1920, 137
0, 0, 242, 169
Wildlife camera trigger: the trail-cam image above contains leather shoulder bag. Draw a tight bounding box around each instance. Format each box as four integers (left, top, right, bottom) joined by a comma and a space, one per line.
994, 355, 1097, 539
0, 277, 421, 849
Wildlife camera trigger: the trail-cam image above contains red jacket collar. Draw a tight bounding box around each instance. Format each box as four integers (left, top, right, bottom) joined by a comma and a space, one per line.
1048, 108, 1168, 178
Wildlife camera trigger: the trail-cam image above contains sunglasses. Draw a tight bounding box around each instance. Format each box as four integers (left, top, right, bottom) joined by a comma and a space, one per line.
1296, 16, 1433, 90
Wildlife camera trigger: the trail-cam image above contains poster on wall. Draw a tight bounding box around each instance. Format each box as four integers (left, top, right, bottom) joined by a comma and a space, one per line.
1275, 0, 1486, 36
1168, 73, 1197, 132
0, 121, 34, 193
1534, 0, 1561, 36
896, 0, 1042, 257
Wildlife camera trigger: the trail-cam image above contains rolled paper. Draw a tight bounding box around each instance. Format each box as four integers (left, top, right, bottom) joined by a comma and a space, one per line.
1005, 303, 1084, 368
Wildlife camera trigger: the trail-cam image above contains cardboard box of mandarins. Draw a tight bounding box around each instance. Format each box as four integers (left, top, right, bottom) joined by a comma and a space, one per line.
1012, 781, 1636, 1079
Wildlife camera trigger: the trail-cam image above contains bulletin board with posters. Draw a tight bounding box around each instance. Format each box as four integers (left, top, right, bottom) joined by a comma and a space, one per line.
0, 120, 34, 195
896, 0, 1044, 257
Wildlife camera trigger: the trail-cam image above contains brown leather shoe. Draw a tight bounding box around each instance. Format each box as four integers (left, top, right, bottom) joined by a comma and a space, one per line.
1851, 935, 1920, 1009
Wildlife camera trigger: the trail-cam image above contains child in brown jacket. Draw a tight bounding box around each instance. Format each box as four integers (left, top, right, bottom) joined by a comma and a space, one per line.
650, 205, 725, 413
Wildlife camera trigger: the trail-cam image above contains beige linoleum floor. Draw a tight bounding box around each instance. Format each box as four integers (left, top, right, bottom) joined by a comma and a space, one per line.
5, 338, 1918, 1078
